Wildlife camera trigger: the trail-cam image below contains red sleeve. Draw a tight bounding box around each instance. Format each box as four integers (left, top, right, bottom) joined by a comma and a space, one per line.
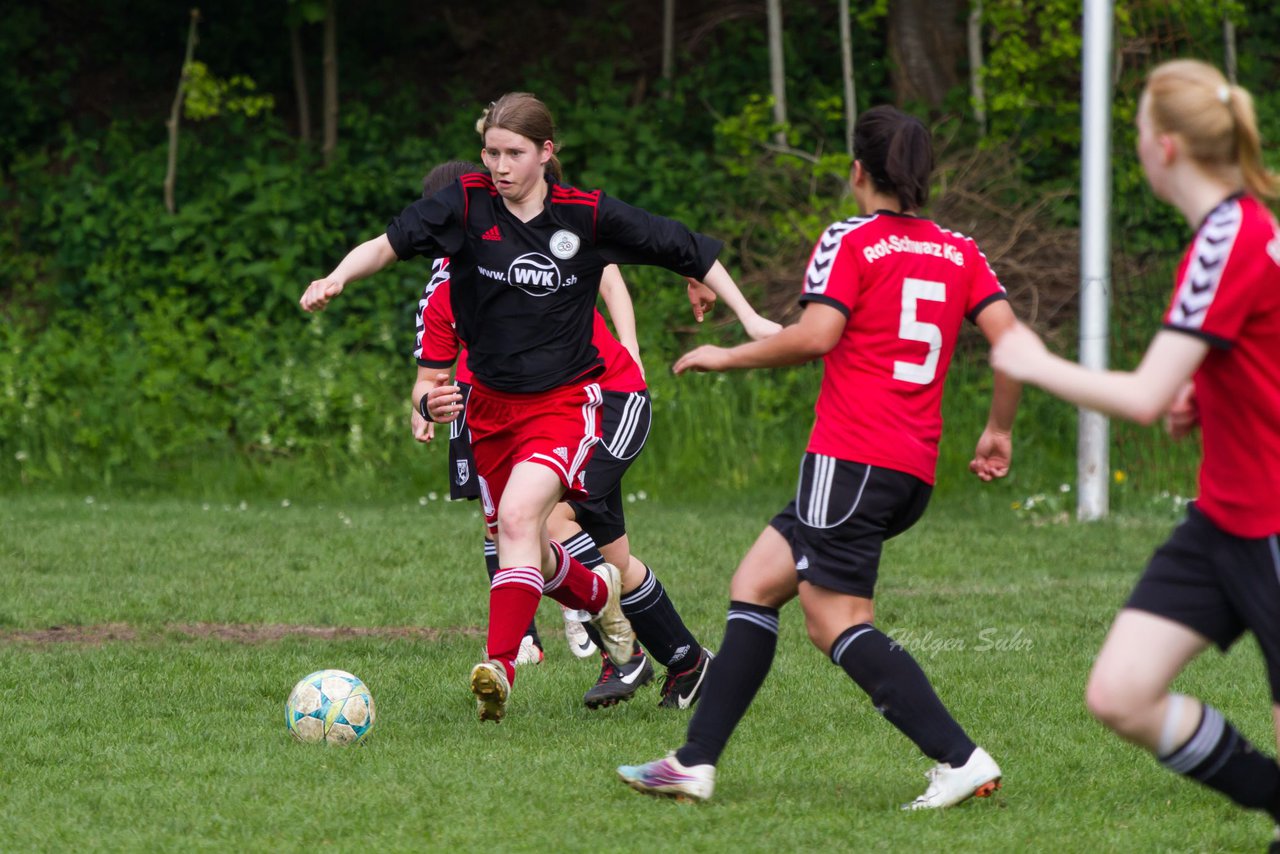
415, 262, 461, 367
799, 219, 866, 317
961, 236, 1006, 321
1164, 198, 1278, 349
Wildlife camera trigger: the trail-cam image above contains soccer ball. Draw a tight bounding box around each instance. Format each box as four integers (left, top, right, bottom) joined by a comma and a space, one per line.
285, 669, 376, 745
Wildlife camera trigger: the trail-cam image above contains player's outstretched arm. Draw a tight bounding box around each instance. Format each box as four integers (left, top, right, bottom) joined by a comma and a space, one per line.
692, 261, 781, 341
992, 322, 1209, 426
673, 301, 842, 374
300, 234, 399, 312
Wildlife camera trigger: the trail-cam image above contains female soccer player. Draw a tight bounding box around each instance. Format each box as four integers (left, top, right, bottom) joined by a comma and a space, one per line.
991, 60, 1280, 847
301, 92, 775, 722
617, 104, 1021, 808
410, 163, 717, 707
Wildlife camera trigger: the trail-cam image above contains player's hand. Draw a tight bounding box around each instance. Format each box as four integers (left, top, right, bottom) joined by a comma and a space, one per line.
1164, 381, 1199, 440
743, 314, 782, 341
300, 277, 345, 312
989, 322, 1047, 382
673, 345, 731, 375
425, 375, 463, 423
686, 279, 717, 323
411, 407, 436, 443
969, 427, 1012, 481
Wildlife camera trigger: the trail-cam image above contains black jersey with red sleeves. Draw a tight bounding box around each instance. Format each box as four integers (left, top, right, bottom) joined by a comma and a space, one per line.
386, 173, 722, 392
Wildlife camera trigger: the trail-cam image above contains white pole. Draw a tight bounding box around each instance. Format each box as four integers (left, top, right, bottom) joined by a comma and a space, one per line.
1078, 0, 1113, 520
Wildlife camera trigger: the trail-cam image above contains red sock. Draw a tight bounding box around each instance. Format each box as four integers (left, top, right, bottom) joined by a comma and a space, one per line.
543, 541, 608, 613
488, 566, 543, 684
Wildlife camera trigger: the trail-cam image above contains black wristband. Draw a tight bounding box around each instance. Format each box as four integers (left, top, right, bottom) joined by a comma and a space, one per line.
418, 394, 434, 422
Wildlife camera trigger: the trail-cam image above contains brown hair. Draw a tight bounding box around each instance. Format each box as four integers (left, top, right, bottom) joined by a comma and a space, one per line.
422, 160, 483, 199
477, 92, 563, 184
852, 105, 934, 212
1145, 59, 1277, 198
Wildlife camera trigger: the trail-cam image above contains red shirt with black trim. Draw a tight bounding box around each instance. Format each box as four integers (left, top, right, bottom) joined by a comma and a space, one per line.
389, 173, 718, 393
415, 259, 644, 393
799, 211, 1007, 484
1162, 193, 1280, 537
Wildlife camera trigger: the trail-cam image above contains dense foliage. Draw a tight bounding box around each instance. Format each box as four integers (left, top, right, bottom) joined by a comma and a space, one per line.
1, 1, 1271, 499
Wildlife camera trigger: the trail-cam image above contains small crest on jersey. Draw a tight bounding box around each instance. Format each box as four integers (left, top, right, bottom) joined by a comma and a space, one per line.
554, 446, 570, 463
456, 460, 470, 484
1268, 235, 1280, 268
549, 229, 580, 259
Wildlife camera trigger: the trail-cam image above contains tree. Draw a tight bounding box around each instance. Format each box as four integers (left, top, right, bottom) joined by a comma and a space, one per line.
164, 9, 201, 215
766, 0, 787, 146
838, 0, 856, 156
286, 0, 327, 144
322, 0, 338, 166
886, 0, 963, 109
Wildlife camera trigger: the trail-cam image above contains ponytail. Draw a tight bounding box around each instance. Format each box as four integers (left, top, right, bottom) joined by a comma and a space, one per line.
1145, 60, 1278, 199
852, 106, 934, 212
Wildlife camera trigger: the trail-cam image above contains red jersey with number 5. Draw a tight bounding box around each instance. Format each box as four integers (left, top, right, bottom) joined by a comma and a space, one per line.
1162, 193, 1280, 538
799, 211, 1006, 484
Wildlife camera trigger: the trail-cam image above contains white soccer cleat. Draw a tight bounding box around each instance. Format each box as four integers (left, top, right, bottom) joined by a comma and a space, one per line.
586, 562, 636, 666
514, 634, 544, 666
563, 608, 598, 658
617, 753, 716, 802
903, 746, 1002, 810
469, 660, 510, 723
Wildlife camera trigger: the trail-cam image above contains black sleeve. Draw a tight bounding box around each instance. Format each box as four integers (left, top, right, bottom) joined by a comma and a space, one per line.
386, 182, 468, 261
594, 194, 722, 279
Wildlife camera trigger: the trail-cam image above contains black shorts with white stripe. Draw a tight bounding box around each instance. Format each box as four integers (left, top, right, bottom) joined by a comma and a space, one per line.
1126, 502, 1280, 701
769, 453, 931, 599
447, 382, 480, 501
566, 389, 651, 545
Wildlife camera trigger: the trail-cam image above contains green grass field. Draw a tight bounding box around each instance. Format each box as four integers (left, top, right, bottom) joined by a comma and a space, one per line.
1, 492, 1273, 852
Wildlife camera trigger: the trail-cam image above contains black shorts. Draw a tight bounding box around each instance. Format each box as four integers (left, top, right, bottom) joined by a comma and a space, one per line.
566, 389, 651, 546
769, 454, 931, 599
447, 382, 480, 501
1126, 502, 1280, 701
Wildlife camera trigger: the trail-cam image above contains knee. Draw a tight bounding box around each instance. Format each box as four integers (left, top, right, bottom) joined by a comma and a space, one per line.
1085, 668, 1148, 735
497, 503, 541, 545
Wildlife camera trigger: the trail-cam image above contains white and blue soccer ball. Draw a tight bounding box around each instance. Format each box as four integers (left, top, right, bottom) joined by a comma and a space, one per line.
285, 669, 376, 745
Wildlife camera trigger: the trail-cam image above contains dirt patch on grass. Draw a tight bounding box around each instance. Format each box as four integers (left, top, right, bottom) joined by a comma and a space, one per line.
0, 622, 486, 646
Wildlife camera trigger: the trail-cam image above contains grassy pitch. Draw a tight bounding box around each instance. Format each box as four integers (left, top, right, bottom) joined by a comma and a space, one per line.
0, 493, 1271, 851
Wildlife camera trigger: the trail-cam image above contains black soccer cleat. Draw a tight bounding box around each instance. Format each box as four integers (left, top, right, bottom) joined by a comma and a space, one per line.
658, 648, 713, 709
583, 650, 653, 709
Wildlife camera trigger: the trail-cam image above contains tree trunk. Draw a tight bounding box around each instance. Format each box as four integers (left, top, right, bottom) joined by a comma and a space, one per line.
1223, 17, 1237, 85
289, 21, 312, 144
968, 0, 987, 136
887, 0, 963, 110
164, 9, 201, 215
838, 0, 856, 156
661, 0, 675, 98
766, 0, 786, 146
322, 0, 338, 166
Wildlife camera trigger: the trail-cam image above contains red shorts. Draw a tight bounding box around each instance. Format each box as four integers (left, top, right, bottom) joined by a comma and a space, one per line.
467, 379, 603, 533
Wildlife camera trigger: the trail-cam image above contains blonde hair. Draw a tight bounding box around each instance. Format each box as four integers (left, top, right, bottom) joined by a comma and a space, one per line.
1145, 59, 1278, 198
476, 92, 563, 184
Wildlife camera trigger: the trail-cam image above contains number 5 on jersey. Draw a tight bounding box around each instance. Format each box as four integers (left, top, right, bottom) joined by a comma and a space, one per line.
894, 277, 945, 385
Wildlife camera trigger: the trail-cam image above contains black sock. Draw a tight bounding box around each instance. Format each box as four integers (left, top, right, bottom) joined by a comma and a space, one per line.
621, 564, 700, 669
485, 539, 538, 642
677, 601, 779, 768
831, 624, 976, 766
1160, 703, 1280, 819
560, 530, 604, 568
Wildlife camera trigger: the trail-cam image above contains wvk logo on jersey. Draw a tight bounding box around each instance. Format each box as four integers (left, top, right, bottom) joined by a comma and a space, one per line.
507, 252, 565, 298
